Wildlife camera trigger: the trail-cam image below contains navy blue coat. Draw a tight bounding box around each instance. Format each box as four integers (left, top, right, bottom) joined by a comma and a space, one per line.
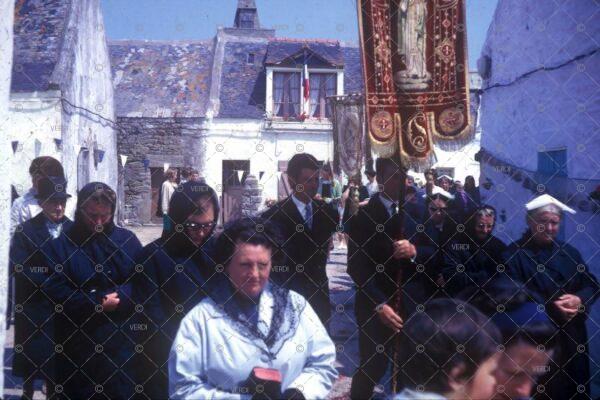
504, 234, 599, 400
442, 234, 507, 297
43, 224, 142, 399
10, 213, 72, 378
130, 237, 218, 399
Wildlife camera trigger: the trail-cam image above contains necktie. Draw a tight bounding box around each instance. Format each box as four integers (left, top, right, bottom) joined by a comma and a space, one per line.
304, 203, 313, 229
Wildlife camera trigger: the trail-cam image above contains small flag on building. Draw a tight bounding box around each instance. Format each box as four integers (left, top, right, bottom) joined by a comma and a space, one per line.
300, 49, 310, 120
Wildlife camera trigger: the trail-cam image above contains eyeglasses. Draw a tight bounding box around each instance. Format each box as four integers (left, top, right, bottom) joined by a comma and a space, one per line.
183, 222, 216, 232
476, 224, 494, 229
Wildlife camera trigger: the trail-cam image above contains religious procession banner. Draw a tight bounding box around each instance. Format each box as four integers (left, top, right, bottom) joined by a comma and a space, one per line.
357, 0, 472, 170
330, 94, 368, 180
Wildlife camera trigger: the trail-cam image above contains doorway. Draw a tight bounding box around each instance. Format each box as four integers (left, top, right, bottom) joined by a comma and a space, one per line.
222, 160, 250, 224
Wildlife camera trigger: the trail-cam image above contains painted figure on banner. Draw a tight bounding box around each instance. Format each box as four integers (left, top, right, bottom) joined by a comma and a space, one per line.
396, 0, 430, 89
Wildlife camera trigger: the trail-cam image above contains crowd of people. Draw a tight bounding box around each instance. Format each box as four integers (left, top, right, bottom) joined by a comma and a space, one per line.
7, 154, 599, 400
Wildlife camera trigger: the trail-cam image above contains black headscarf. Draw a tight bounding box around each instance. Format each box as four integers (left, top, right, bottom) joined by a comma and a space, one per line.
465, 204, 498, 244
68, 182, 117, 244
161, 181, 220, 256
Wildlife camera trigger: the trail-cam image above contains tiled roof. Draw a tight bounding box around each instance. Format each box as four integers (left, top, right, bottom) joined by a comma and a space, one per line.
11, 0, 72, 92
109, 41, 214, 118
265, 39, 344, 67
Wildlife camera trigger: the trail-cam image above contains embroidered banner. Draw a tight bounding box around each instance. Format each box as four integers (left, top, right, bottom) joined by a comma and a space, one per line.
330, 94, 367, 180
357, 0, 472, 170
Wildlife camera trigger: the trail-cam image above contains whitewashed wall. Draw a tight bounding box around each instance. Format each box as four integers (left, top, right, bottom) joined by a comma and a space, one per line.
0, 0, 15, 392
203, 119, 333, 202
7, 92, 62, 196
54, 0, 117, 214
479, 0, 600, 250
429, 130, 481, 184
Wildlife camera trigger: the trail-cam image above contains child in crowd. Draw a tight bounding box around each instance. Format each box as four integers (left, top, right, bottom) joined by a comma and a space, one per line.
395, 298, 502, 400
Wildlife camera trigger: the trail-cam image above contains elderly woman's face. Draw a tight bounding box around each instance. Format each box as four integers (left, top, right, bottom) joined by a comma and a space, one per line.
528, 211, 561, 246
474, 214, 494, 242
81, 200, 112, 232
227, 242, 271, 299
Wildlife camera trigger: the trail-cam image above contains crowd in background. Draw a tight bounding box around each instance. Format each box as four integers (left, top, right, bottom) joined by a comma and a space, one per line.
7, 154, 599, 400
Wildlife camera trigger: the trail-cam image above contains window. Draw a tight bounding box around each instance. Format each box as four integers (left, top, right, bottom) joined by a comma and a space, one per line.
273, 72, 301, 119
309, 73, 337, 118
538, 149, 567, 177
247, 53, 255, 64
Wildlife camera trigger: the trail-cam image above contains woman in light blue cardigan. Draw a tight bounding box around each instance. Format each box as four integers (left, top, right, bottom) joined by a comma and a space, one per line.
169, 218, 337, 399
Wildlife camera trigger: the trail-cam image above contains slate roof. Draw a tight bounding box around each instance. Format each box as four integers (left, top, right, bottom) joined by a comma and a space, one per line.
108, 37, 361, 119
265, 39, 344, 67
341, 46, 364, 94
11, 0, 72, 92
109, 41, 214, 118
218, 41, 269, 119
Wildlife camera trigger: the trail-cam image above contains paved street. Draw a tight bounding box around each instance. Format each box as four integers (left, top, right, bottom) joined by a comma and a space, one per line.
4, 226, 361, 399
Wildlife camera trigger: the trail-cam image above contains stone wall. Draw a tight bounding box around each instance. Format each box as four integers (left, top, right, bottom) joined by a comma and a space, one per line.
240, 174, 263, 217
117, 117, 206, 224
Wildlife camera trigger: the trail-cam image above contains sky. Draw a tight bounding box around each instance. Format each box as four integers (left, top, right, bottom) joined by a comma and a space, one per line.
101, 0, 499, 69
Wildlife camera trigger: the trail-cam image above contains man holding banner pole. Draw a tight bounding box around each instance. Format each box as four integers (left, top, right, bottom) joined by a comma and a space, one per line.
351, 0, 472, 395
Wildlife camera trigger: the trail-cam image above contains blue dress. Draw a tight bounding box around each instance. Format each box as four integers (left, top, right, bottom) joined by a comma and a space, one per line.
43, 224, 142, 399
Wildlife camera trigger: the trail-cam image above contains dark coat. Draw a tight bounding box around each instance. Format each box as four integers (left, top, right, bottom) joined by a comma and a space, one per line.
10, 213, 72, 378
262, 196, 339, 325
346, 193, 435, 317
504, 233, 599, 400
411, 215, 459, 303
449, 190, 477, 222
43, 224, 142, 399
346, 194, 430, 397
130, 237, 218, 399
442, 234, 507, 297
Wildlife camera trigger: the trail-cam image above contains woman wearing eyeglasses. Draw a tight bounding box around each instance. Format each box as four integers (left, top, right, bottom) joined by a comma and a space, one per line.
130, 181, 222, 399
441, 205, 507, 297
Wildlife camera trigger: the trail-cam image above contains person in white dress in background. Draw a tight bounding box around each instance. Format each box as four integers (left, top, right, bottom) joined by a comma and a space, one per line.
161, 168, 178, 230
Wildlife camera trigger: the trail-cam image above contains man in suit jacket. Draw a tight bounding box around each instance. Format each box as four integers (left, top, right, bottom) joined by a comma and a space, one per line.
262, 153, 339, 327
346, 157, 421, 399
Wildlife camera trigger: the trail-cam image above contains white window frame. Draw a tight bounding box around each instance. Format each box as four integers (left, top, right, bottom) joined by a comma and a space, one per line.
266, 66, 344, 119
